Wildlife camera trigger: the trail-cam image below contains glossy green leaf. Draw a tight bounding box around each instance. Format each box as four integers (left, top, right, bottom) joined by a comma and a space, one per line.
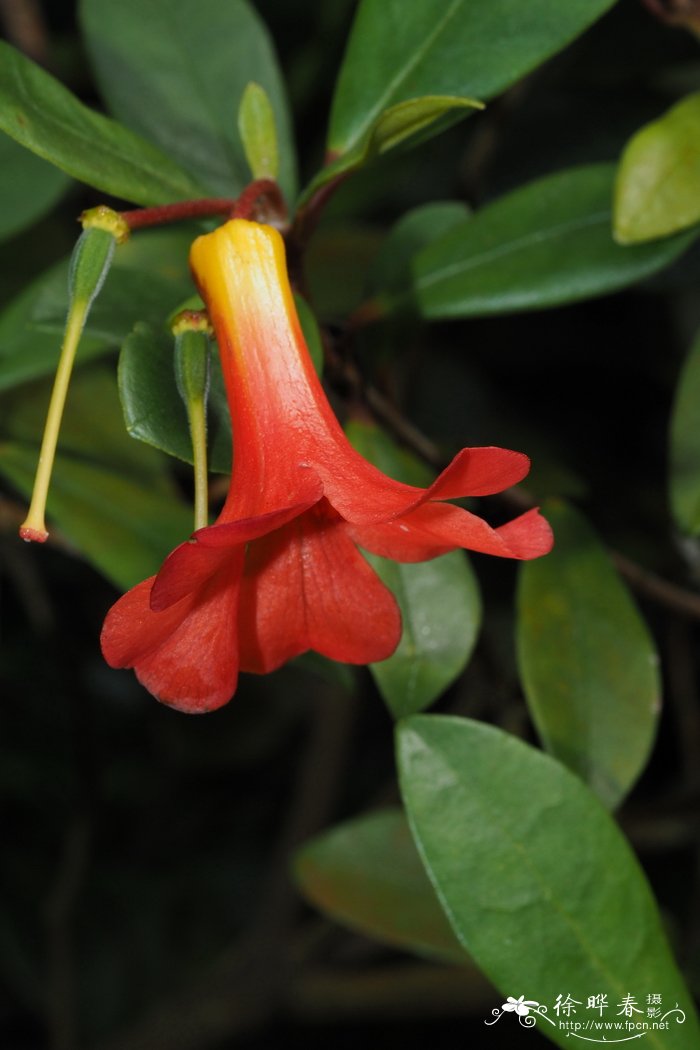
301, 96, 481, 204
119, 323, 231, 474
517, 500, 660, 809
367, 201, 470, 295
369, 554, 481, 718
238, 82, 279, 181
369, 96, 482, 152
398, 715, 699, 1050
670, 329, 700, 536
0, 368, 191, 588
385, 165, 695, 318
295, 808, 466, 965
80, 0, 296, 201
0, 255, 191, 392
329, 0, 617, 157
0, 41, 202, 205
348, 420, 481, 716
0, 133, 69, 242
615, 93, 700, 245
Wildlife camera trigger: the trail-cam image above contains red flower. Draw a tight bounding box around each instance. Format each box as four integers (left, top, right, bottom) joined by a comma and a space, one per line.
101, 219, 552, 713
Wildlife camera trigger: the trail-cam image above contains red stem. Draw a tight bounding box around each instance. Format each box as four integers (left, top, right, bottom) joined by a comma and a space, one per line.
120, 198, 236, 230
289, 173, 348, 254
231, 178, 288, 222
120, 179, 288, 232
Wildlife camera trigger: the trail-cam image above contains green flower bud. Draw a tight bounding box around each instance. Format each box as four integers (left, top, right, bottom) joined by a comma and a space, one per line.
173, 310, 212, 408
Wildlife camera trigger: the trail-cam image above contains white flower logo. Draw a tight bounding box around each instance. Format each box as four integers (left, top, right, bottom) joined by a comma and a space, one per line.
502, 995, 539, 1016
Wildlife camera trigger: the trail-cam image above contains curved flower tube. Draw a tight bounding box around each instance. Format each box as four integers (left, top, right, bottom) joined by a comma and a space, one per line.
102, 219, 553, 713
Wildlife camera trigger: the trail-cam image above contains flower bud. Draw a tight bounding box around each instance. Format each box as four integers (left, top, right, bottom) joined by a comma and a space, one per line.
173, 310, 212, 407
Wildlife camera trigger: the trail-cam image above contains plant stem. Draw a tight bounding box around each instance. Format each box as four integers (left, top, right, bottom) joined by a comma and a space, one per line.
231, 178, 288, 224
19, 302, 88, 542
188, 394, 209, 531
288, 172, 348, 258
120, 198, 237, 230
119, 180, 288, 233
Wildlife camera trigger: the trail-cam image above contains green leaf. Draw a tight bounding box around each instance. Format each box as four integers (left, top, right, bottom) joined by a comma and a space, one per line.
329, 0, 617, 157
388, 165, 695, 319
368, 554, 481, 718
398, 715, 699, 1050
294, 808, 466, 965
367, 96, 482, 153
517, 500, 660, 809
0, 368, 191, 588
347, 420, 481, 716
238, 82, 279, 181
0, 253, 191, 392
0, 41, 203, 205
367, 201, 470, 295
119, 323, 232, 474
670, 329, 700, 536
301, 96, 481, 204
0, 133, 69, 242
615, 93, 700, 245
79, 0, 296, 201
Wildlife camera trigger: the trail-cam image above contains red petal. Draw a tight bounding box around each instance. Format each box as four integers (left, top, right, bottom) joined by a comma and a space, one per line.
102, 557, 243, 713
493, 507, 555, 559
150, 543, 235, 611
150, 486, 324, 612
423, 447, 530, 500
102, 577, 181, 666
195, 484, 323, 548
318, 445, 530, 525
238, 505, 402, 673
350, 503, 553, 562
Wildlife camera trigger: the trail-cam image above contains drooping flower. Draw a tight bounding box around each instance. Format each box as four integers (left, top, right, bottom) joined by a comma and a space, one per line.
101, 219, 552, 713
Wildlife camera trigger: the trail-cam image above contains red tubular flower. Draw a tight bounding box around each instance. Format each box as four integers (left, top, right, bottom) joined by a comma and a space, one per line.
101, 219, 553, 713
